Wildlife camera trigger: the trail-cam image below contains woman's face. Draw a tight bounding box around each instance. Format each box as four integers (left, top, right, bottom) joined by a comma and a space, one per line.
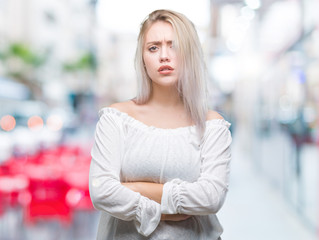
143, 21, 179, 87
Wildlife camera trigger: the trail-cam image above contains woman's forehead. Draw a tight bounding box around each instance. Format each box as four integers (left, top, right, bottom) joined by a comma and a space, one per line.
144, 21, 174, 43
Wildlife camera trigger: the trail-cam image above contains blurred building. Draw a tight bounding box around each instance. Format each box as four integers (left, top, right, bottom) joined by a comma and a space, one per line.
0, 0, 97, 107
208, 0, 319, 233
94, 32, 137, 106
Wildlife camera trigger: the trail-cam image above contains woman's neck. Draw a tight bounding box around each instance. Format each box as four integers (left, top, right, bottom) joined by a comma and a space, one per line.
148, 83, 183, 108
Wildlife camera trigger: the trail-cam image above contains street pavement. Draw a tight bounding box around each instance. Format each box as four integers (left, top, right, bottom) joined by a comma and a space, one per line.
218, 132, 317, 240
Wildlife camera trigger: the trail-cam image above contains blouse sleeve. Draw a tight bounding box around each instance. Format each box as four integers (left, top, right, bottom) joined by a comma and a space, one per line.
161, 122, 232, 215
89, 110, 161, 236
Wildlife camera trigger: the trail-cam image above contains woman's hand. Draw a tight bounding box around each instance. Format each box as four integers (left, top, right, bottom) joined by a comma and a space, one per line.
161, 214, 191, 221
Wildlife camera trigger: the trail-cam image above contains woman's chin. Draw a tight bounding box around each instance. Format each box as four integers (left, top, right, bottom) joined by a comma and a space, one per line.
152, 80, 178, 88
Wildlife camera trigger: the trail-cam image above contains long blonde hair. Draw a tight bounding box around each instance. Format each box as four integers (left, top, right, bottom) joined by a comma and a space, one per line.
134, 9, 208, 137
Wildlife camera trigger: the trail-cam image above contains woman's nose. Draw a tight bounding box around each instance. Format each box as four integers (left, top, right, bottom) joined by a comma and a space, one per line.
160, 47, 170, 62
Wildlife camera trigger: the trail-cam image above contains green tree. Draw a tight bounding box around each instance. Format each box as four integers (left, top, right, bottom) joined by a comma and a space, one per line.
0, 42, 48, 99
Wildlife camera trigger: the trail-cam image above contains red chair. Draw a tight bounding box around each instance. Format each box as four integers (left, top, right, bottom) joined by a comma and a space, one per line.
23, 164, 72, 225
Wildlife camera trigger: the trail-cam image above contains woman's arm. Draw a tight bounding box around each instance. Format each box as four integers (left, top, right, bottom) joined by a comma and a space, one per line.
161, 124, 232, 216
89, 109, 161, 236
122, 124, 231, 217
122, 182, 190, 221
122, 182, 163, 204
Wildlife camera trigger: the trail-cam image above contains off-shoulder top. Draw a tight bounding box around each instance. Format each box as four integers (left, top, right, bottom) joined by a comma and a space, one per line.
89, 107, 232, 240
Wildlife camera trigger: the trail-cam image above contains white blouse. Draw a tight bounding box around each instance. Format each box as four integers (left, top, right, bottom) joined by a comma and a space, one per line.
89, 107, 232, 240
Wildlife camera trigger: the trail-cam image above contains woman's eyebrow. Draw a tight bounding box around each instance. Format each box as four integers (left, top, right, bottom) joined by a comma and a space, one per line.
146, 40, 173, 46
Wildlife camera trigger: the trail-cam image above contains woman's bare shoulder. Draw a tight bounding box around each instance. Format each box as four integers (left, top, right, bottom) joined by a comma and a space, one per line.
108, 99, 136, 115
207, 110, 224, 120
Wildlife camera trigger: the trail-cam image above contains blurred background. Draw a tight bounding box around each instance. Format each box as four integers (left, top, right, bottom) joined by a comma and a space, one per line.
0, 0, 318, 239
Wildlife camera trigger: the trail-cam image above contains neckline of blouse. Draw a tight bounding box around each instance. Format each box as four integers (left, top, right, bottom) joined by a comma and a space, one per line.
100, 107, 231, 134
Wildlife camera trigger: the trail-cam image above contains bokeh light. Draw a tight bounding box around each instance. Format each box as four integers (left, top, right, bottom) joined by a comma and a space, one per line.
0, 115, 16, 131
46, 115, 63, 131
27, 115, 44, 131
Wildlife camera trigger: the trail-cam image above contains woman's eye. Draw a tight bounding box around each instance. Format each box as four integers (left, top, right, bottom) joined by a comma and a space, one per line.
149, 46, 158, 52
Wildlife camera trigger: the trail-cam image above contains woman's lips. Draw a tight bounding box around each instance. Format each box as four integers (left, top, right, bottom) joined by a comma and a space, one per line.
158, 65, 174, 74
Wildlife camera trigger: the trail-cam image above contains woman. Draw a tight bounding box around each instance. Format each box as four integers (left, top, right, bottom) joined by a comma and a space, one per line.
89, 9, 232, 240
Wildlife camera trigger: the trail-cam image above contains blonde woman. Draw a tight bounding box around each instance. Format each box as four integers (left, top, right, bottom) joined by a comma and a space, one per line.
89, 9, 232, 240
